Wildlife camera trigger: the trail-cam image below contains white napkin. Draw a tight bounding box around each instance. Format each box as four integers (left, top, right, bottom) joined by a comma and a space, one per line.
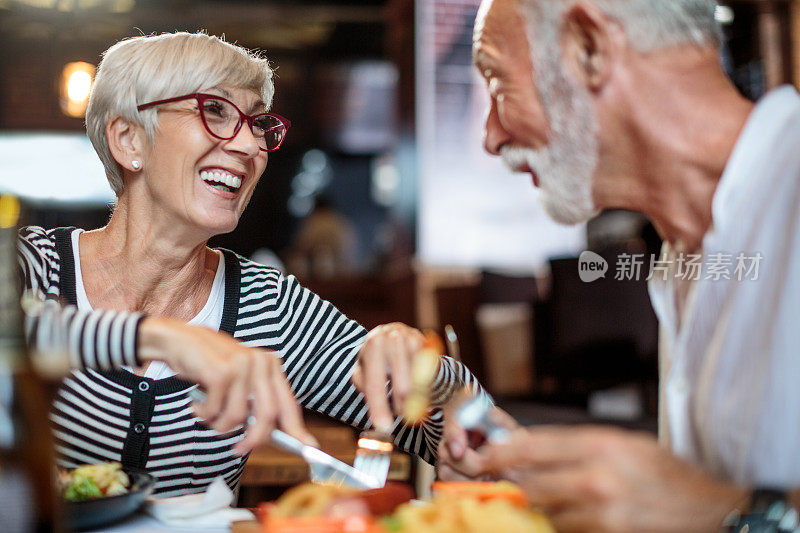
144, 477, 255, 528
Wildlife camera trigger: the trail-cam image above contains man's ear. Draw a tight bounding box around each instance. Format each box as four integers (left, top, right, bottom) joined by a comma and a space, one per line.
107, 116, 145, 172
561, 1, 615, 91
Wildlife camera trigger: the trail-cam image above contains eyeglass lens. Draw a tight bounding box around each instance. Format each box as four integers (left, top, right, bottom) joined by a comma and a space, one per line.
200, 97, 286, 151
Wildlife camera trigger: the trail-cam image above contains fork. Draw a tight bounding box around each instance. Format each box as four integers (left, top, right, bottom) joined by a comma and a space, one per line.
444, 324, 460, 363
454, 393, 510, 443
352, 429, 393, 488
353, 325, 463, 486
440, 324, 466, 403
270, 429, 381, 489
444, 326, 510, 443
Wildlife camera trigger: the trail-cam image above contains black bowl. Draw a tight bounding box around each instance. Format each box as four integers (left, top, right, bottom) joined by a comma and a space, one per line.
63, 469, 155, 531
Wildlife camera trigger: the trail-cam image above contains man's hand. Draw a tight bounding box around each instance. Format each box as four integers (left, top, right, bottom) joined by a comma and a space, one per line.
138, 316, 317, 455
351, 322, 425, 432
477, 426, 748, 533
437, 401, 519, 481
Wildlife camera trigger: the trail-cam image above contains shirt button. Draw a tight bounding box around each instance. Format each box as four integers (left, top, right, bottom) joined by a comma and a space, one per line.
133, 423, 146, 434
138, 381, 150, 392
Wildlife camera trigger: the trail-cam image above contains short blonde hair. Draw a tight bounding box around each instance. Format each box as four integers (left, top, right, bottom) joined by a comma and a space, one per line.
85, 32, 274, 195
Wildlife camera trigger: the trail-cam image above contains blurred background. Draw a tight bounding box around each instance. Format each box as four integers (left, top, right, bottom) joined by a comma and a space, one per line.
0, 0, 798, 460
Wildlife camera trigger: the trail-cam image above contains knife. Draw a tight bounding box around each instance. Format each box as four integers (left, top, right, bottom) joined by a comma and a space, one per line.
187, 387, 380, 489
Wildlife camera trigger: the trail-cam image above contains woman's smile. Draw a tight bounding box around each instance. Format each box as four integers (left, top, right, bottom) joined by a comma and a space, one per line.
199, 167, 246, 198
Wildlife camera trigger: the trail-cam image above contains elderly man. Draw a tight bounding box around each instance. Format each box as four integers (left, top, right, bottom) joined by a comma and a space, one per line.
438, 0, 800, 531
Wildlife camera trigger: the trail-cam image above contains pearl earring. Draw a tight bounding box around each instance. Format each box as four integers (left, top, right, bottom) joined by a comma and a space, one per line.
131, 160, 141, 170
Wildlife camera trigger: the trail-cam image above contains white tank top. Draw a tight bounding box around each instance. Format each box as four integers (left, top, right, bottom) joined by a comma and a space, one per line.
70, 228, 225, 380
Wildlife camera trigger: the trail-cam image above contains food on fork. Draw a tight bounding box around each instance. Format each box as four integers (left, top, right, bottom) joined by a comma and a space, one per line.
59, 461, 130, 501
403, 331, 445, 424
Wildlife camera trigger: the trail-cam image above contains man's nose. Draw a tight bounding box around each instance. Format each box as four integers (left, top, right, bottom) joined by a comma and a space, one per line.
483, 102, 510, 156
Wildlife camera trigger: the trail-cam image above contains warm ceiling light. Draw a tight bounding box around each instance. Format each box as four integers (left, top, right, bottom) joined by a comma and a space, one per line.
67, 71, 92, 101
60, 61, 96, 118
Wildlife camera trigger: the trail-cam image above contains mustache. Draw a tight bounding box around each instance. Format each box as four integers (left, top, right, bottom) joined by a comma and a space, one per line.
500, 144, 550, 174
500, 145, 540, 173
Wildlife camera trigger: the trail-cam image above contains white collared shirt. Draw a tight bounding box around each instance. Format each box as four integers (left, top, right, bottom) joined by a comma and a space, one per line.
649, 86, 800, 487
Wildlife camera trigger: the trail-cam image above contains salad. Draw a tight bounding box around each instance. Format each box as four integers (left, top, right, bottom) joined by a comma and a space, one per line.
59, 461, 130, 502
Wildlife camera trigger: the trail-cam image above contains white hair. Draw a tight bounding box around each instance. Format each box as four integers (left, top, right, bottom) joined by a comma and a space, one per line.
85, 32, 275, 196
500, 13, 600, 225
521, 0, 721, 52
498, 1, 721, 225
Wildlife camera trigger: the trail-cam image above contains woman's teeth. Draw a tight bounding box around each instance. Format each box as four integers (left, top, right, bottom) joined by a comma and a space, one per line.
200, 170, 242, 192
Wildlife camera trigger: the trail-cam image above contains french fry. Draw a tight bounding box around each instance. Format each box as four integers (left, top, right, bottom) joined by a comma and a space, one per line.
270, 483, 356, 518
391, 491, 555, 533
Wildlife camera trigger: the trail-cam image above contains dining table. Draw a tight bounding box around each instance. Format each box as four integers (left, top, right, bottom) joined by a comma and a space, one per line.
84, 514, 250, 533
82, 415, 410, 532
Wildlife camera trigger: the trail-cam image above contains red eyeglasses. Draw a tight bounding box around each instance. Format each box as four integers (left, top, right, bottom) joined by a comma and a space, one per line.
137, 93, 291, 152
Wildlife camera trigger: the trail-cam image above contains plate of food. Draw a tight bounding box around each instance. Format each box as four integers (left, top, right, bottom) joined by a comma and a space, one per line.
59, 461, 155, 531
259, 480, 554, 533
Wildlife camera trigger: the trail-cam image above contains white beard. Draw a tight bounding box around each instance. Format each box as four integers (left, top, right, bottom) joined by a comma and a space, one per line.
501, 41, 600, 226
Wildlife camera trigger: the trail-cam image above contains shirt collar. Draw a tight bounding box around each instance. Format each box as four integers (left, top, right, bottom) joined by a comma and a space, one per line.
710, 85, 800, 236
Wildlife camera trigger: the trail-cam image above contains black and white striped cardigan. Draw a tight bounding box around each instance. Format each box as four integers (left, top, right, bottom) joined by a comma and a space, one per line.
17, 226, 485, 497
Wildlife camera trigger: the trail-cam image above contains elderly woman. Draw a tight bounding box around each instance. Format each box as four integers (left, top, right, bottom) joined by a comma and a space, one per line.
18, 31, 485, 497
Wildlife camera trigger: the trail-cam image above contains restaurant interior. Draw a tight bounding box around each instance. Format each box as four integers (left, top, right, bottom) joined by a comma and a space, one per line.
0, 0, 799, 529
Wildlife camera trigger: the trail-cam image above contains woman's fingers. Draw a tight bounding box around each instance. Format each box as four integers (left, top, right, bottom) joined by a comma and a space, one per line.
388, 331, 412, 415
271, 358, 318, 447
226, 352, 313, 455
191, 355, 230, 422
209, 352, 251, 433
144, 321, 309, 452
359, 333, 393, 432
232, 351, 277, 455
356, 323, 426, 431
147, 320, 239, 425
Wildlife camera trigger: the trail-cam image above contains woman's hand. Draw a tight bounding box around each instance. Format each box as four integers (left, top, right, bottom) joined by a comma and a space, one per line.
351, 322, 425, 432
476, 426, 748, 533
137, 316, 316, 454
